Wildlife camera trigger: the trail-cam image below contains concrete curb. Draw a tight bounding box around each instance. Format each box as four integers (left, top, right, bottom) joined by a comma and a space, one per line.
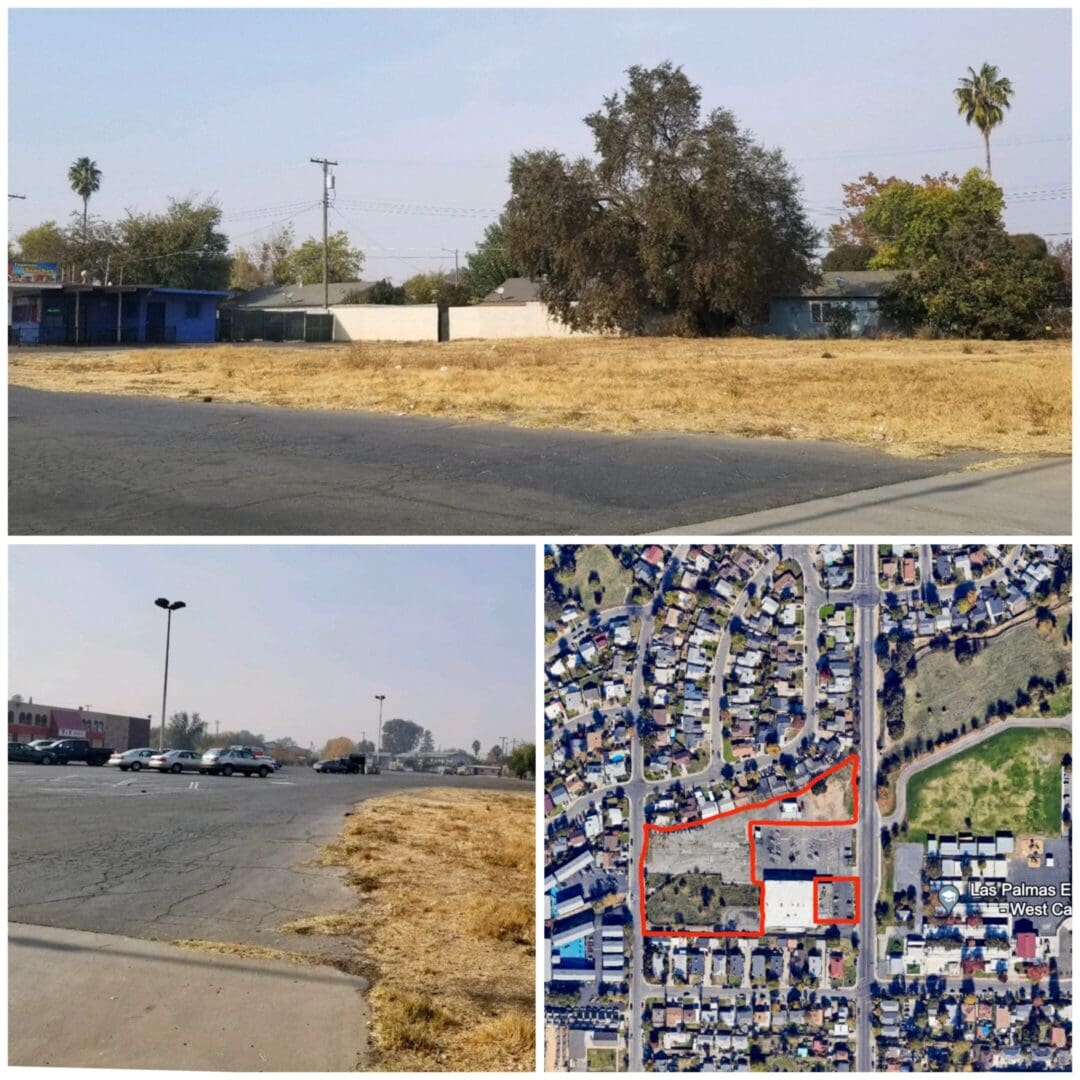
656, 458, 1071, 535
8, 922, 367, 1070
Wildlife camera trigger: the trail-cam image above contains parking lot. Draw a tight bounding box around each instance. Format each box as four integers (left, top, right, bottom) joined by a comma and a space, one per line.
8, 762, 525, 951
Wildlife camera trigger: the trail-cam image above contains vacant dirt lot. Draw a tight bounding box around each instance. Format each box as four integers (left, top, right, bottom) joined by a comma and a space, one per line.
9, 337, 1070, 457
901, 613, 1072, 749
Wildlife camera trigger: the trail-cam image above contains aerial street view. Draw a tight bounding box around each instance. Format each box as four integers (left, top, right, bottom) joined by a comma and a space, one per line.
8, 544, 536, 1071
6, 7, 1071, 535
543, 543, 1072, 1071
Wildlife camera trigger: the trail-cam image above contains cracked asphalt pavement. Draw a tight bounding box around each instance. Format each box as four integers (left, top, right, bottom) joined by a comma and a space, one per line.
8, 764, 526, 951
8, 387, 989, 535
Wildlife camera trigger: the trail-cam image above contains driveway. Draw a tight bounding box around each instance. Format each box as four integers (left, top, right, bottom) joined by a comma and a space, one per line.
9, 387, 1001, 535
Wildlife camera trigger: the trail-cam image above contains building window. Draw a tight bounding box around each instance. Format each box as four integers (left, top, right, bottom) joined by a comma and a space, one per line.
11, 296, 39, 323
810, 301, 842, 325
184, 300, 202, 320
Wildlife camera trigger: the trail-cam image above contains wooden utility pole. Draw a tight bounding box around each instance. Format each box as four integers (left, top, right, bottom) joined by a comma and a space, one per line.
310, 157, 338, 310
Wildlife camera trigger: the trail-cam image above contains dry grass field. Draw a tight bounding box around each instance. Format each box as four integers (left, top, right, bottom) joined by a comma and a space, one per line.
281, 788, 534, 1072
9, 336, 1070, 457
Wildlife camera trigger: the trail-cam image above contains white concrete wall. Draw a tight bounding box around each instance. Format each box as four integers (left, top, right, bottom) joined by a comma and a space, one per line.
323, 304, 438, 342
448, 301, 598, 340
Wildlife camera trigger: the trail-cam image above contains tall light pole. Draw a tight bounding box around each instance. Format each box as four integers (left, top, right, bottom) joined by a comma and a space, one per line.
155, 598, 186, 752
374, 694, 386, 765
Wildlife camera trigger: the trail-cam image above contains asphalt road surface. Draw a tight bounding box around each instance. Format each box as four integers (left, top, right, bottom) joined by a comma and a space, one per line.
9, 388, 990, 535
8, 763, 525, 950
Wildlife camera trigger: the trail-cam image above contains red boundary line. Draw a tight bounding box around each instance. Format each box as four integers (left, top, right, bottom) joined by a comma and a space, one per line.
639, 752, 860, 938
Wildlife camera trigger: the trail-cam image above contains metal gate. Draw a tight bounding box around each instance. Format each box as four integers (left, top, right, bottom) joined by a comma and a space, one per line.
218, 308, 334, 343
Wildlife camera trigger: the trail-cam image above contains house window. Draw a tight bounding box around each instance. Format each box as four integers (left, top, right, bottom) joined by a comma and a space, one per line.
810, 301, 842, 325
11, 296, 40, 323
184, 300, 202, 319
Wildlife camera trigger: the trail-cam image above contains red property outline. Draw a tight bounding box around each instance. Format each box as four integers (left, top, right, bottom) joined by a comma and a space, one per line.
813, 876, 861, 925
639, 752, 860, 938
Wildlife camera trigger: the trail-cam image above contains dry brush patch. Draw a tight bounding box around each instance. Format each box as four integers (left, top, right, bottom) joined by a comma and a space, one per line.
8, 337, 1070, 457
282, 787, 535, 1072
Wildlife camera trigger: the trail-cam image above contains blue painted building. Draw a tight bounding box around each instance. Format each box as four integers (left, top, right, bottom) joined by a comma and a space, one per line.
756, 270, 901, 338
8, 282, 229, 345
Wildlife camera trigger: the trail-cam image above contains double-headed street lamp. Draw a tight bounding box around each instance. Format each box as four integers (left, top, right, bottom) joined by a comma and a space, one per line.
155, 597, 186, 752
374, 694, 386, 765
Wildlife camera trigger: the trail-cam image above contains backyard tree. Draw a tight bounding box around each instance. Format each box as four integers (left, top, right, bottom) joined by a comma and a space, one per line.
471, 739, 482, 758
508, 743, 535, 779
953, 62, 1014, 178
68, 156, 102, 246
364, 278, 406, 304
322, 736, 357, 760
164, 711, 208, 751
380, 718, 425, 755
14, 221, 71, 266
504, 63, 818, 334
287, 230, 363, 285
462, 216, 520, 300
117, 197, 231, 289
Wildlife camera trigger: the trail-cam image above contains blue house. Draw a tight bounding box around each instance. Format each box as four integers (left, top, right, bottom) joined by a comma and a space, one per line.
757, 270, 901, 338
8, 279, 229, 345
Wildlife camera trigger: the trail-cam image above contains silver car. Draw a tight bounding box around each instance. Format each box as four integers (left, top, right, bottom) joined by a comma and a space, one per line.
149, 749, 203, 773
200, 747, 273, 778
108, 747, 156, 771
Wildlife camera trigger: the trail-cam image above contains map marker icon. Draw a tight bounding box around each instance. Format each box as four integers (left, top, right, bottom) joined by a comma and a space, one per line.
939, 884, 960, 915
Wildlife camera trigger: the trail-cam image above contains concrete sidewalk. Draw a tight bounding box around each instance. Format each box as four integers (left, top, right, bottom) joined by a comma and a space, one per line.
659, 457, 1071, 535
8, 923, 368, 1070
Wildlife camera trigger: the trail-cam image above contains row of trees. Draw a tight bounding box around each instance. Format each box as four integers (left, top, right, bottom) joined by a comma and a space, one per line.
22, 61, 1061, 337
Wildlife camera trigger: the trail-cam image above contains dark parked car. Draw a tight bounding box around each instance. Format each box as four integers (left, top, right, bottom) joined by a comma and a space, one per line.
9, 741, 52, 764
18, 738, 112, 766
312, 757, 359, 774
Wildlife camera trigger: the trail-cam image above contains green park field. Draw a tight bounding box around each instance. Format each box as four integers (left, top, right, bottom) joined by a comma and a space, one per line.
905, 727, 1069, 842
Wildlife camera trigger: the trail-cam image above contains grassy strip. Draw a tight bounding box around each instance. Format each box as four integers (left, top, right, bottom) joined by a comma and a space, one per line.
9, 337, 1070, 458
282, 787, 534, 1072
905, 727, 1070, 841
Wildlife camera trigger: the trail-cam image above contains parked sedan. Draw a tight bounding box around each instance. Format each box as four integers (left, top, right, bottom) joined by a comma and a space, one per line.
8, 741, 52, 764
148, 749, 204, 773
108, 747, 156, 771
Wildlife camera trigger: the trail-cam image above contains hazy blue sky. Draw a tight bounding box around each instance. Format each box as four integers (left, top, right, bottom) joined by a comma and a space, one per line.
8, 545, 535, 752
8, 6, 1072, 280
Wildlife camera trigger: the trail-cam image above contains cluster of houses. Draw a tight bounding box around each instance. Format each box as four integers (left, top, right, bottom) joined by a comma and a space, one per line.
720, 564, 807, 762
544, 614, 638, 809
879, 545, 923, 589
872, 985, 1071, 1072
882, 546, 1066, 641
644, 986, 856, 1071
930, 544, 1011, 585
639, 547, 769, 779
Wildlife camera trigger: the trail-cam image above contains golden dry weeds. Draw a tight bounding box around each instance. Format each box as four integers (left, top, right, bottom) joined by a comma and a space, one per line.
8, 336, 1070, 457
283, 787, 535, 1072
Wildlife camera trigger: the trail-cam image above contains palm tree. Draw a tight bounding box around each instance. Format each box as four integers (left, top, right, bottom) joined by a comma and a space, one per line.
953, 64, 1014, 179
471, 739, 481, 759
67, 156, 103, 244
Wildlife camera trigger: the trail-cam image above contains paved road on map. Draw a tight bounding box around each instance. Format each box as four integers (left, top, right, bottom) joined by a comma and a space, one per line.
8, 764, 524, 949
9, 388, 988, 535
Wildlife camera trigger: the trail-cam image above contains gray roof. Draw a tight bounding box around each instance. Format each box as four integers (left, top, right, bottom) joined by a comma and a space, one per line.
225, 281, 378, 308
790, 270, 902, 300
482, 276, 541, 303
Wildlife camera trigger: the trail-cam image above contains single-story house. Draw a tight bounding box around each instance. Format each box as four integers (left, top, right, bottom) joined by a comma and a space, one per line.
218, 281, 382, 343
481, 277, 542, 303
757, 270, 901, 338
223, 281, 379, 309
9, 273, 229, 346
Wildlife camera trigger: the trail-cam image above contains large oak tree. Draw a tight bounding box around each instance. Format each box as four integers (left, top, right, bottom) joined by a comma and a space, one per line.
504, 63, 818, 335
